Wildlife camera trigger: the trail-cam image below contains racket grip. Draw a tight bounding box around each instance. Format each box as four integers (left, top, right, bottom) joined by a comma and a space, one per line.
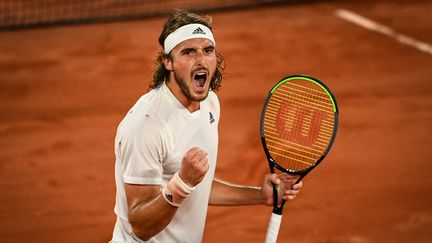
264, 212, 282, 243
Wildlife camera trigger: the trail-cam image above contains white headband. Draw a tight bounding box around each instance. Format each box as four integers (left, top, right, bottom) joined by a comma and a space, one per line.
164, 23, 216, 54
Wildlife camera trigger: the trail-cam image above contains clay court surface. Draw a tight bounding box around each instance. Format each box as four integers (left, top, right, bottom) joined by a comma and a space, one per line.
1, 0, 431, 242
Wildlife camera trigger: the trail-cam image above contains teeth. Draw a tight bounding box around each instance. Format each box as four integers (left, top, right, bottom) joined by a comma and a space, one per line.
194, 72, 206, 80
194, 72, 206, 88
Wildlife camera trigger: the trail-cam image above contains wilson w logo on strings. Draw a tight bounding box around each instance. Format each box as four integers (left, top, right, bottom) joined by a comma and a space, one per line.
264, 82, 334, 152
275, 101, 327, 146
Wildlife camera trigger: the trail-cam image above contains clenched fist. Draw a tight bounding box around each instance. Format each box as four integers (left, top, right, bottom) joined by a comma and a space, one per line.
178, 147, 209, 187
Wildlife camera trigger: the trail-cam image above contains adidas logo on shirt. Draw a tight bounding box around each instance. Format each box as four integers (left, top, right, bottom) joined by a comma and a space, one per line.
192, 27, 206, 35
209, 112, 215, 124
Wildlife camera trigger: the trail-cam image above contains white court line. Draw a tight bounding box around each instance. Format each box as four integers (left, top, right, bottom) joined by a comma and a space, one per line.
335, 9, 432, 56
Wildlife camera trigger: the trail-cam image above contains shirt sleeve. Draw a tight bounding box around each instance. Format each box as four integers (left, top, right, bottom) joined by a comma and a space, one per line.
117, 110, 167, 185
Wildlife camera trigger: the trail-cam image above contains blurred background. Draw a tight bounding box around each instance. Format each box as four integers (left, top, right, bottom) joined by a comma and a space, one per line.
0, 0, 431, 242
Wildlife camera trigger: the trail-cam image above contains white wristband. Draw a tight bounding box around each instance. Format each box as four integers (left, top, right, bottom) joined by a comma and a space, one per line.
161, 172, 196, 207
174, 172, 196, 194
161, 186, 182, 207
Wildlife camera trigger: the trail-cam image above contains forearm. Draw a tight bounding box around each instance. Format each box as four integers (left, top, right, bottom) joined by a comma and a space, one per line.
126, 185, 178, 241
209, 177, 265, 206
127, 148, 210, 240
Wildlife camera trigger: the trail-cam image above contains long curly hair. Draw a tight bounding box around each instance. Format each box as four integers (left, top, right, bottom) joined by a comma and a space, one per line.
150, 10, 225, 91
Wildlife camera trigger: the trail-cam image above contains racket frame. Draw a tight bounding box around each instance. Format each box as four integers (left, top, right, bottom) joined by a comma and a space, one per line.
260, 74, 339, 215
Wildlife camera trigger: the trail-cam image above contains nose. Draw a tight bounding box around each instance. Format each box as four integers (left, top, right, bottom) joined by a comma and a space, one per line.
195, 50, 206, 66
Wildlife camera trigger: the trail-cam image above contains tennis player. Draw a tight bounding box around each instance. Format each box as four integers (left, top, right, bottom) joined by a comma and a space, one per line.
110, 10, 302, 243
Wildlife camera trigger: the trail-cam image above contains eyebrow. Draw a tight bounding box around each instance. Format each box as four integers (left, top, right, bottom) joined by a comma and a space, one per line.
180, 47, 195, 54
180, 45, 215, 53
204, 45, 215, 51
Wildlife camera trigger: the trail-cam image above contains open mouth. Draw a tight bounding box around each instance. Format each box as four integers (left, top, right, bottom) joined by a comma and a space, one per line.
193, 71, 207, 88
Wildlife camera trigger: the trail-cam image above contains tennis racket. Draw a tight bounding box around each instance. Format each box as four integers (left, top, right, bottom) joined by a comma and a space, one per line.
261, 75, 339, 243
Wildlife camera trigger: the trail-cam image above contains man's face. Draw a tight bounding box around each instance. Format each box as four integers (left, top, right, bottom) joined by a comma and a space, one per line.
165, 38, 217, 108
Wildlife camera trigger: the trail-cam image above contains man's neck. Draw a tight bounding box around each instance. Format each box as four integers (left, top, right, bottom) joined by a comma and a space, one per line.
165, 81, 200, 113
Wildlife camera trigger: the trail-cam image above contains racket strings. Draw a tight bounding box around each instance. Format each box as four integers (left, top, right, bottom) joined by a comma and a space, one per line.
264, 108, 334, 146
265, 103, 335, 138
263, 79, 336, 171
274, 84, 333, 113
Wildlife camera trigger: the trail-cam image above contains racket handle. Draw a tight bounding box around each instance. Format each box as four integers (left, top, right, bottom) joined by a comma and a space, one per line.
264, 212, 282, 243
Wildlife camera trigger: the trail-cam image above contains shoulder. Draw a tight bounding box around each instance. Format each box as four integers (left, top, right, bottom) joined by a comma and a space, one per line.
207, 90, 219, 103
117, 90, 167, 141
206, 90, 220, 114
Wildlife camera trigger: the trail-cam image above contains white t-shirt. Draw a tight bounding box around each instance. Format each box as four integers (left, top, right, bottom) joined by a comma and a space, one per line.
111, 83, 220, 243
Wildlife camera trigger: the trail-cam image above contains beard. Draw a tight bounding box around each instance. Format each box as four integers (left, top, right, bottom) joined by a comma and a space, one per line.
173, 71, 210, 102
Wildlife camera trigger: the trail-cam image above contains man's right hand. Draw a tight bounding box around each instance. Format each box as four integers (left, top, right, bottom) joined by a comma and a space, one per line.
179, 147, 209, 187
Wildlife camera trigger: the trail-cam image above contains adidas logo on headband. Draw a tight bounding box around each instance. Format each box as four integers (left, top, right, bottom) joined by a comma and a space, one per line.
192, 27, 206, 35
